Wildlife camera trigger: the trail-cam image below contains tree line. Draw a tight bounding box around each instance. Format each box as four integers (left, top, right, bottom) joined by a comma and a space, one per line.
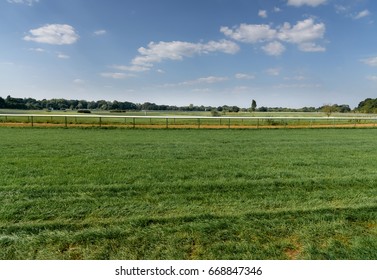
0, 95, 241, 112
0, 95, 374, 113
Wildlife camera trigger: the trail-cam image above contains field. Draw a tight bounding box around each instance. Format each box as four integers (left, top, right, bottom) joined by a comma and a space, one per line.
2, 110, 377, 129
0, 127, 376, 259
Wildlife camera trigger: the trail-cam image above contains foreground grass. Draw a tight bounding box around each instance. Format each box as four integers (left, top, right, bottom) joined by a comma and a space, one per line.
0, 127, 376, 259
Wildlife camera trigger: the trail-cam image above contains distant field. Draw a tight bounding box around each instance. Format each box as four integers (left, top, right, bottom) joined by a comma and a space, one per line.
0, 127, 376, 259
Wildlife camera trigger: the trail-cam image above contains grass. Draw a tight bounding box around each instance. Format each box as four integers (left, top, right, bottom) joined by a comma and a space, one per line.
0, 127, 376, 259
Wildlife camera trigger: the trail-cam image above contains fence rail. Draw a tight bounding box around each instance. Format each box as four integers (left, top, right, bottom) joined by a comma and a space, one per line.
1, 114, 377, 129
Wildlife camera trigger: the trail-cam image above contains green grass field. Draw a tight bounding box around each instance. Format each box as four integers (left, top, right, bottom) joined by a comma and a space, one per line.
0, 127, 376, 259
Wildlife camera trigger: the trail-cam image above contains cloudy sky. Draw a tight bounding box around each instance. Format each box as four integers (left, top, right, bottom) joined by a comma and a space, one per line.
1, 0, 377, 108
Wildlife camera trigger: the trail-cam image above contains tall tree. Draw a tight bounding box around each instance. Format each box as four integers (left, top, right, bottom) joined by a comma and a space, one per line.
251, 99, 257, 112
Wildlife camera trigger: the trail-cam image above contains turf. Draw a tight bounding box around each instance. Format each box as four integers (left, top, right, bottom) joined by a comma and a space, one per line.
0, 127, 376, 259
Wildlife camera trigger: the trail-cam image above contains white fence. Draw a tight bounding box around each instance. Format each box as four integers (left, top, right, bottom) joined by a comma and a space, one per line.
1, 114, 377, 129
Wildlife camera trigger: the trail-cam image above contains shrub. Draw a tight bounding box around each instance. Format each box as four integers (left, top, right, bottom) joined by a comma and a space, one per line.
77, 109, 91, 114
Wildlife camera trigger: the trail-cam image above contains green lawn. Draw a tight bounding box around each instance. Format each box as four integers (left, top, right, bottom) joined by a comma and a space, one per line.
0, 127, 376, 259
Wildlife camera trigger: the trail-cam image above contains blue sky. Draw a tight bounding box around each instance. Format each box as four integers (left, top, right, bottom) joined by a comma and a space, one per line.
1, 0, 377, 108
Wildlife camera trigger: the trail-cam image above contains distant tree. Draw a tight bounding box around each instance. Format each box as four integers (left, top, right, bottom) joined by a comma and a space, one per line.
356, 98, 377, 113
250, 99, 257, 112
0, 97, 6, 108
322, 104, 334, 117
258, 106, 268, 112
337, 104, 351, 113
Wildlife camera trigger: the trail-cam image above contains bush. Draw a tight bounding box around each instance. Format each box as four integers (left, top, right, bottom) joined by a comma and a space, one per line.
211, 110, 221, 117
77, 109, 91, 114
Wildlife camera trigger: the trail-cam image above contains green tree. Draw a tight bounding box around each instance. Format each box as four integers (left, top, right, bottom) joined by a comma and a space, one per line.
322, 104, 334, 117
251, 99, 257, 112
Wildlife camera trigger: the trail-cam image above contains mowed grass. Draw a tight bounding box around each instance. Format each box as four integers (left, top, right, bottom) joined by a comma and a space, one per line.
0, 127, 376, 260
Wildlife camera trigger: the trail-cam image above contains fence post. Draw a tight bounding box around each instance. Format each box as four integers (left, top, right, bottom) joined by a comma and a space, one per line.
99, 117, 102, 127
166, 118, 168, 129
198, 118, 200, 129
65, 116, 68, 128
228, 118, 231, 129
133, 117, 135, 128
31, 116, 34, 127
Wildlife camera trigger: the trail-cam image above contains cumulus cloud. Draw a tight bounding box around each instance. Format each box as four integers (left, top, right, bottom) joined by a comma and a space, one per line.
262, 41, 286, 56
120, 39, 239, 72
258, 10, 267, 18
220, 24, 277, 43
278, 19, 325, 44
287, 0, 327, 7
24, 24, 79, 45
7, 0, 39, 6
221, 18, 325, 53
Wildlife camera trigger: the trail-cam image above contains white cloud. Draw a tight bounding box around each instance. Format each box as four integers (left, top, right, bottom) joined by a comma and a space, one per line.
29, 47, 45, 52
24, 24, 79, 45
274, 7, 282, 12
258, 10, 267, 18
235, 73, 255, 80
354, 10, 371, 20
100, 72, 136, 79
93, 29, 107, 36
221, 18, 325, 53
361, 57, 377, 67
7, 0, 39, 6
57, 53, 70, 59
287, 0, 327, 7
335, 5, 348, 14
262, 41, 286, 56
220, 24, 277, 43
278, 19, 325, 46
298, 42, 325, 52
122, 39, 239, 72
181, 76, 228, 86
266, 67, 281, 76
111, 64, 150, 72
